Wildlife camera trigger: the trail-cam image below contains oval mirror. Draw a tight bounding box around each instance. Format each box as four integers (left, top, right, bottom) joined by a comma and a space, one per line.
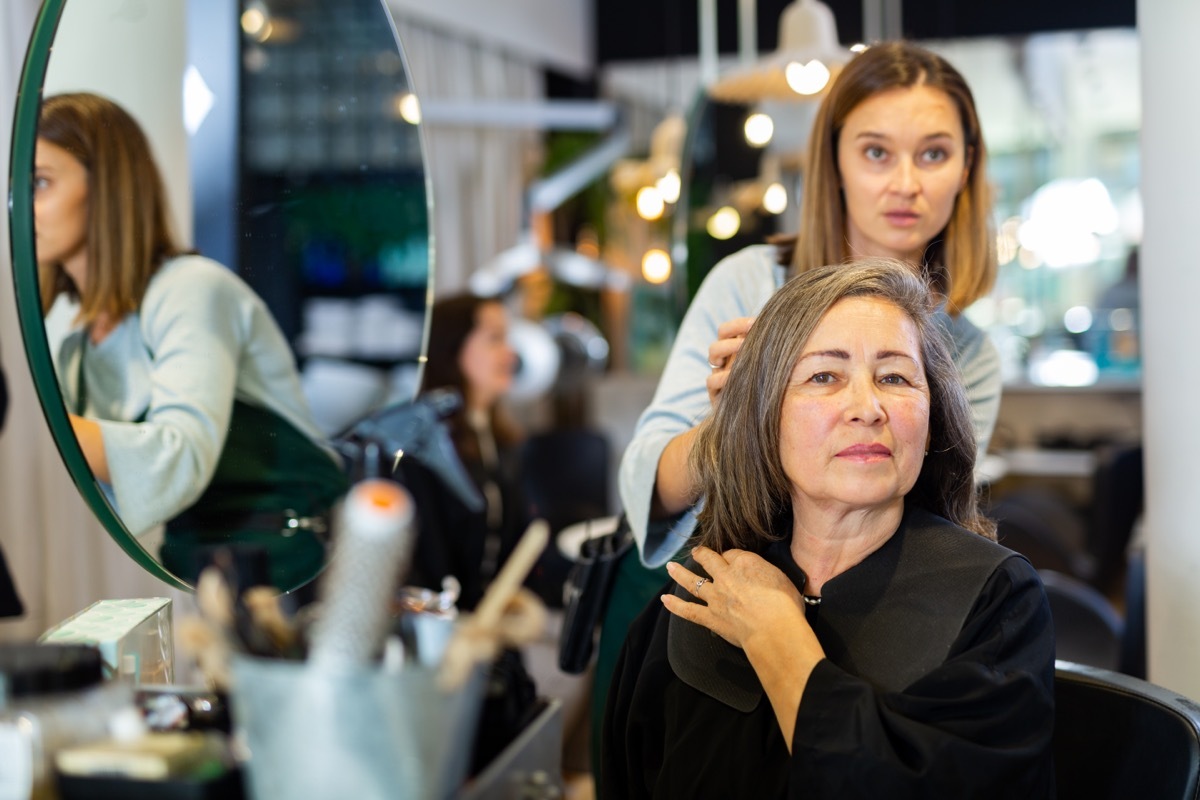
8, 0, 431, 592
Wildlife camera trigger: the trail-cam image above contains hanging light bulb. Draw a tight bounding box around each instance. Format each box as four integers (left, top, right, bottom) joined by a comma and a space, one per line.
636, 186, 665, 220
762, 182, 788, 214
394, 92, 421, 125
656, 169, 681, 204
785, 59, 831, 95
642, 249, 672, 284
707, 207, 741, 240
744, 113, 775, 147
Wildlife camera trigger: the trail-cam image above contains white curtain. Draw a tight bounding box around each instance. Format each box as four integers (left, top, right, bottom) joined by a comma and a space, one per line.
0, 0, 190, 644
390, 15, 543, 294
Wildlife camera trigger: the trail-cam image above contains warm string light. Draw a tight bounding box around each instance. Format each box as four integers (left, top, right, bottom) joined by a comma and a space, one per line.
642, 249, 672, 284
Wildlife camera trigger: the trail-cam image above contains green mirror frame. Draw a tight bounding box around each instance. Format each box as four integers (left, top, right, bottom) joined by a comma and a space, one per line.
8, 0, 434, 592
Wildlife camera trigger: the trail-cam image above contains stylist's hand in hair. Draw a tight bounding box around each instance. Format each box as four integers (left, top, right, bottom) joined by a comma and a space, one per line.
706, 316, 755, 406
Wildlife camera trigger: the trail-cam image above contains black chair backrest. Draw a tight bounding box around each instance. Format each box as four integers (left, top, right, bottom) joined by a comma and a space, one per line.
1040, 569, 1123, 671
518, 428, 610, 534
1055, 661, 1200, 799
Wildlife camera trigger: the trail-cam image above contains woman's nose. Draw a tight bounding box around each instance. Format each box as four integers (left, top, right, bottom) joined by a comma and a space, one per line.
844, 378, 886, 424
888, 159, 919, 196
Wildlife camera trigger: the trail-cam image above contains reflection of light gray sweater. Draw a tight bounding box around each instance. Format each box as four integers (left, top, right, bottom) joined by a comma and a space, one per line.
47, 255, 330, 537
618, 245, 1002, 567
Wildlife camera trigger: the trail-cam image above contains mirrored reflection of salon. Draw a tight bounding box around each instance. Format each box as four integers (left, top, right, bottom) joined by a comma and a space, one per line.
34, 92, 348, 589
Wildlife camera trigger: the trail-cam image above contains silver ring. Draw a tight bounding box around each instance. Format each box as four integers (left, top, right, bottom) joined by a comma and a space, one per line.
695, 577, 708, 593
708, 360, 721, 370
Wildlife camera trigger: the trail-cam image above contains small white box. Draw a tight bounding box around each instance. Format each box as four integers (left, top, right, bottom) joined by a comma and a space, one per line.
39, 598, 173, 684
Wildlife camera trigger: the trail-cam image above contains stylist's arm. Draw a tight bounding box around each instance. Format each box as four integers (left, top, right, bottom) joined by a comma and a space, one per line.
69, 413, 110, 483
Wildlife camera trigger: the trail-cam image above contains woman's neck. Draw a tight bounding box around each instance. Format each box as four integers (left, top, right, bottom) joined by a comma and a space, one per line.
88, 311, 118, 346
788, 500, 904, 596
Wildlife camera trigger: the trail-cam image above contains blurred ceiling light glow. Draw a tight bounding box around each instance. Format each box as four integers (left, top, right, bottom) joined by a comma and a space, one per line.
744, 113, 774, 146
395, 92, 421, 124
1018, 178, 1119, 268
636, 186, 665, 220
656, 169, 681, 204
762, 182, 788, 214
1030, 349, 1098, 387
1063, 305, 1093, 334
1017, 246, 1042, 270
850, 42, 869, 53
642, 249, 672, 284
241, 6, 268, 37
785, 59, 831, 95
707, 206, 741, 240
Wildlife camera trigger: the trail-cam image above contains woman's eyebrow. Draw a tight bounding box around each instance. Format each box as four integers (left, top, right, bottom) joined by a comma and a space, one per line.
798, 349, 849, 361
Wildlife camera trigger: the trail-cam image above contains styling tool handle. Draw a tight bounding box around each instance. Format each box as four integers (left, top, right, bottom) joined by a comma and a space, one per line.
439, 519, 550, 689
308, 479, 415, 670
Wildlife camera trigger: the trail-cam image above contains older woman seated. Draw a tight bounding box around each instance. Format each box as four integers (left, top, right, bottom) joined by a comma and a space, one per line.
601, 259, 1055, 798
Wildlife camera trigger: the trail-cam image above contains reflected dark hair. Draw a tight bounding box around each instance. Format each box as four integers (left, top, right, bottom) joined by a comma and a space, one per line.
36, 92, 185, 320
421, 293, 520, 461
690, 258, 994, 552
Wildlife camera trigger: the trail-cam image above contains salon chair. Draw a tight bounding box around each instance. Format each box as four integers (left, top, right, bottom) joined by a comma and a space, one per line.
518, 427, 611, 535
1054, 661, 1200, 799
1039, 569, 1123, 671
1086, 444, 1143, 596
519, 427, 611, 608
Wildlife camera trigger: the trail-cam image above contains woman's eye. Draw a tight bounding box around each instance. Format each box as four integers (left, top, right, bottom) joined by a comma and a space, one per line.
880, 373, 911, 386
864, 145, 887, 161
921, 147, 948, 164
809, 372, 836, 385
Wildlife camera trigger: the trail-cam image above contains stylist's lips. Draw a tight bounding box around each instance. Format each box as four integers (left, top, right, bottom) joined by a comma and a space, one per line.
884, 210, 919, 227
837, 443, 892, 460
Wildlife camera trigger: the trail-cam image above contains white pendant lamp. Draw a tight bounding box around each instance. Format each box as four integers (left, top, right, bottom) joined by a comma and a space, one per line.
708, 0, 853, 103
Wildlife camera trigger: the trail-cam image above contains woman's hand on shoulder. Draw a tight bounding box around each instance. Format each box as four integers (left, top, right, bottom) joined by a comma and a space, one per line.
705, 316, 755, 406
662, 545, 805, 649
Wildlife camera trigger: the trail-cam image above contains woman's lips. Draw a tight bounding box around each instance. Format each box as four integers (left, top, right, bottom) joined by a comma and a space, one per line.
884, 211, 920, 227
837, 443, 892, 459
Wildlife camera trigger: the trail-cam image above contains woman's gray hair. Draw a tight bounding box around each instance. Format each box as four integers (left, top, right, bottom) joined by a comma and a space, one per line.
690, 258, 995, 551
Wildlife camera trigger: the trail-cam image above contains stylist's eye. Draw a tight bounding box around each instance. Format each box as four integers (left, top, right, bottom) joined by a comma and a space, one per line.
921, 147, 948, 164
864, 145, 887, 161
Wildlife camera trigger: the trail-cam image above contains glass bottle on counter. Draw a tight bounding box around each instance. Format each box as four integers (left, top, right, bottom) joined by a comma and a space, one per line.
0, 643, 134, 800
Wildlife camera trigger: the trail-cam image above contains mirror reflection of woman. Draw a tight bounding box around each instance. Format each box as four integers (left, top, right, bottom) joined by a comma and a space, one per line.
34, 92, 347, 589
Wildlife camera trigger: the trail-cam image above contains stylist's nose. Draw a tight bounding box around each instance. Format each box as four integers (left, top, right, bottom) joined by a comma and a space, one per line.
844, 376, 885, 425
888, 158, 919, 197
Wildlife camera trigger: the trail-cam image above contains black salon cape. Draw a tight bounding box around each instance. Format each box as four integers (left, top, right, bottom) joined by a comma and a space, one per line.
601, 507, 1056, 799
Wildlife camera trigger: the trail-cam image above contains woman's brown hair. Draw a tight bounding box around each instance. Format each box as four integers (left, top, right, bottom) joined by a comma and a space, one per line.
690, 258, 995, 552
37, 92, 185, 320
421, 293, 522, 463
792, 41, 996, 315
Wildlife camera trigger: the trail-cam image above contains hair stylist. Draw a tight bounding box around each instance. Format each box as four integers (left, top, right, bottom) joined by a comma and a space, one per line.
593, 41, 1002, 756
